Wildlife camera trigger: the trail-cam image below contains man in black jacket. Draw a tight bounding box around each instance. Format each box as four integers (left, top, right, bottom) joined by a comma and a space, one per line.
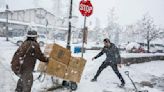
91, 38, 125, 87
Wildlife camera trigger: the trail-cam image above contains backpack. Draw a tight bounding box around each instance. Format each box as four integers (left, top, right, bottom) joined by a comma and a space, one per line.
11, 54, 22, 75
11, 41, 32, 75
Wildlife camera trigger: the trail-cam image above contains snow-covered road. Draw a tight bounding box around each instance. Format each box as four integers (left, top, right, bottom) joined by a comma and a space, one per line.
0, 37, 164, 92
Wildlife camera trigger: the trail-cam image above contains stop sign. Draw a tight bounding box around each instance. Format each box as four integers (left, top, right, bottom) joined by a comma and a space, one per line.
79, 0, 93, 17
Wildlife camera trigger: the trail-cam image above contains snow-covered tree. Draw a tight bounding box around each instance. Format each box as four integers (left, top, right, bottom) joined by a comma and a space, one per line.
124, 24, 140, 42
94, 18, 101, 43
105, 8, 121, 46
137, 14, 163, 53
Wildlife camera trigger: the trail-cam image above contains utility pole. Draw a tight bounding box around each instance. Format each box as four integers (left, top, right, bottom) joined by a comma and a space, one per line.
81, 16, 86, 57
5, 4, 9, 41
66, 0, 73, 50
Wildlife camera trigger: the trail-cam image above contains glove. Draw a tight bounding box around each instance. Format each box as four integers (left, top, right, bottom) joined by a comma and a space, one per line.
92, 57, 95, 61
46, 57, 49, 64
117, 64, 122, 68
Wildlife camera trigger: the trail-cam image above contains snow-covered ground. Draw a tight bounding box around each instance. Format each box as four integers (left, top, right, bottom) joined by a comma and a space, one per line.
0, 37, 164, 92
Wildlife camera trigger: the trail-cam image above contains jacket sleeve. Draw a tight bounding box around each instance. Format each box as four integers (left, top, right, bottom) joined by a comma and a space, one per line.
114, 46, 121, 64
33, 42, 48, 62
94, 47, 105, 59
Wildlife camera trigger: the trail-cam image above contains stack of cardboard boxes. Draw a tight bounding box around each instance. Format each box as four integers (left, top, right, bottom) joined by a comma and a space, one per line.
37, 43, 86, 83
37, 44, 53, 72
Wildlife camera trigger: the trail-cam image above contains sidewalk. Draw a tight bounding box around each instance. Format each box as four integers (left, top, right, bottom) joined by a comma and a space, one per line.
0, 59, 17, 92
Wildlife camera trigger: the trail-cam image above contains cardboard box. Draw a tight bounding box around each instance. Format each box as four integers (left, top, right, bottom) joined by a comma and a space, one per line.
69, 57, 86, 71
46, 58, 67, 78
43, 44, 87, 83
37, 62, 47, 72
44, 44, 54, 56
64, 67, 82, 83
50, 44, 71, 65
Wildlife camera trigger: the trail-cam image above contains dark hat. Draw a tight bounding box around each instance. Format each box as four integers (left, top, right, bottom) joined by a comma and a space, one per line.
26, 30, 38, 37
103, 38, 110, 43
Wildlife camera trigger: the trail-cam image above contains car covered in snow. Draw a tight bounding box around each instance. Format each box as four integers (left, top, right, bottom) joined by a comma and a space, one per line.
126, 42, 145, 53
9, 34, 47, 46
118, 43, 128, 51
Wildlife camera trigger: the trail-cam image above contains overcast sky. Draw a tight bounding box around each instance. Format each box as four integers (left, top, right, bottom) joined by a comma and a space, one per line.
1, 0, 164, 28
90, 0, 164, 27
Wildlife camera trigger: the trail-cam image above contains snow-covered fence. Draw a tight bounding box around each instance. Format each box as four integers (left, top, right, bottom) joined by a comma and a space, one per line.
121, 54, 164, 65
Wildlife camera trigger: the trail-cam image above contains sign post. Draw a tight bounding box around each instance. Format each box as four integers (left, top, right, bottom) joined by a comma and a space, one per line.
79, 0, 93, 57
66, 0, 73, 50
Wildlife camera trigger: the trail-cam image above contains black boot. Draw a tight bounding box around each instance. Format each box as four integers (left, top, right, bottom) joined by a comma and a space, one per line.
119, 82, 125, 88
91, 78, 97, 82
119, 79, 125, 88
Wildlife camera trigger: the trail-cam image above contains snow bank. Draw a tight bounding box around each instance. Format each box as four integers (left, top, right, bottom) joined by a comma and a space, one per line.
121, 53, 164, 58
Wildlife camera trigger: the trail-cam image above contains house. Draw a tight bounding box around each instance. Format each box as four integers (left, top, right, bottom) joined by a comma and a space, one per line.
0, 8, 56, 37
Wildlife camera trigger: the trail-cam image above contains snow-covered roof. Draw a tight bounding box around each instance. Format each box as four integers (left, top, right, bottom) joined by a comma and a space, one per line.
0, 7, 55, 17
0, 18, 55, 29
0, 18, 70, 31
0, 18, 29, 25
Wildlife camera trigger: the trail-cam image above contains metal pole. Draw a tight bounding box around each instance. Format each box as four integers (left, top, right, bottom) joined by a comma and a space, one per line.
125, 71, 138, 92
45, 19, 48, 38
81, 16, 86, 57
67, 0, 73, 50
6, 5, 9, 41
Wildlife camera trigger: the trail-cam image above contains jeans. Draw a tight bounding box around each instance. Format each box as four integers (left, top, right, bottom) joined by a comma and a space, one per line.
93, 61, 125, 84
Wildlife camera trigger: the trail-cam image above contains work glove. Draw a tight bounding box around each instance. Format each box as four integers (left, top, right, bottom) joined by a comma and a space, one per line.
117, 64, 122, 68
92, 57, 95, 61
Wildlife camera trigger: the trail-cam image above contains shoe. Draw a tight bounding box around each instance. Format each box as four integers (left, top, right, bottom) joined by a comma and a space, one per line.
119, 83, 125, 88
91, 78, 97, 82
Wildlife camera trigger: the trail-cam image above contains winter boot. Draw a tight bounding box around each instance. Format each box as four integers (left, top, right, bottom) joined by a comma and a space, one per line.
119, 77, 125, 88
119, 83, 125, 88
91, 78, 97, 82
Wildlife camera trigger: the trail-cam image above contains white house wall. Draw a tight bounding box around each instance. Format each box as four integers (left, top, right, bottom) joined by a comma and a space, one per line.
0, 8, 56, 26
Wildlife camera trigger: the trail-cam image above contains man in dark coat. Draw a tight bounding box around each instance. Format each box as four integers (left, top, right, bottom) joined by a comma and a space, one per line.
91, 38, 125, 87
11, 30, 48, 92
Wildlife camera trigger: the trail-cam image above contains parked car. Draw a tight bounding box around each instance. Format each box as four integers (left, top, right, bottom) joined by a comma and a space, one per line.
154, 44, 164, 53
118, 43, 128, 51
139, 43, 164, 53
9, 34, 47, 46
125, 42, 145, 53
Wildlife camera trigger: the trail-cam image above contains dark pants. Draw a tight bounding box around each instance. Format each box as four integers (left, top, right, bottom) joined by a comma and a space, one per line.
15, 71, 33, 92
93, 61, 125, 84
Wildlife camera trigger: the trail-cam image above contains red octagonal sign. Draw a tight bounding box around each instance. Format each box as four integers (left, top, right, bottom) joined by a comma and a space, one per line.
79, 0, 93, 17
